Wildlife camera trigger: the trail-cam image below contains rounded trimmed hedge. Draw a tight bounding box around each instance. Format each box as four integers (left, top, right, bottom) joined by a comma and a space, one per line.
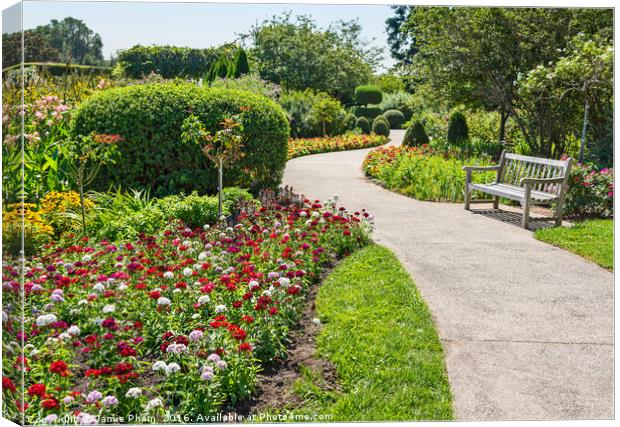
372, 116, 390, 137
354, 85, 383, 105
383, 109, 405, 129
72, 83, 290, 196
353, 106, 383, 120
355, 117, 371, 134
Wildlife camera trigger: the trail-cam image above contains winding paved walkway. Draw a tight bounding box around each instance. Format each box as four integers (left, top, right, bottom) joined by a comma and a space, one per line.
283, 130, 614, 420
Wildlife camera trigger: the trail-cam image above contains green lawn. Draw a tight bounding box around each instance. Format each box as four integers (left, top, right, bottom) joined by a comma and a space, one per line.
289, 244, 453, 421
534, 219, 613, 270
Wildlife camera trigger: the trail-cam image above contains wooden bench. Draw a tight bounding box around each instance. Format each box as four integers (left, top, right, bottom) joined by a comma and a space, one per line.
463, 151, 573, 229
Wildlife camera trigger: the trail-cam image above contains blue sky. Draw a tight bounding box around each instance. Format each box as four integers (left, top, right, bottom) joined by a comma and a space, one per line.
16, 1, 397, 70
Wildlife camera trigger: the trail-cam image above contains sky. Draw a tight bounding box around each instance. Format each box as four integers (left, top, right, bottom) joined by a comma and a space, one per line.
5, 1, 398, 70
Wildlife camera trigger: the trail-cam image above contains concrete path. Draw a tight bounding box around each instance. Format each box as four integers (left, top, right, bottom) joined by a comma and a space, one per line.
283, 130, 614, 420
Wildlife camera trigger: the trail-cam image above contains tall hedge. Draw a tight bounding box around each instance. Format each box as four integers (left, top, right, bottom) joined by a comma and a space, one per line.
447, 111, 469, 145
117, 45, 229, 79
232, 48, 250, 77
72, 83, 290, 196
354, 85, 383, 105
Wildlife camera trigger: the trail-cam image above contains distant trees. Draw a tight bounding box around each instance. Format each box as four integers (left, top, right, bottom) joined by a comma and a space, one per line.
387, 6, 613, 163
2, 30, 60, 68
244, 14, 382, 104
2, 17, 103, 68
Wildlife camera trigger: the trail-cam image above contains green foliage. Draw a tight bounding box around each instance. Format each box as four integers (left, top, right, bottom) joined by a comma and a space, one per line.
383, 109, 405, 129
209, 74, 280, 100
310, 244, 453, 420
117, 44, 229, 79
403, 121, 429, 146
71, 83, 289, 196
563, 162, 613, 218
534, 219, 613, 270
379, 91, 417, 121
447, 111, 469, 145
246, 14, 379, 104
371, 115, 390, 137
232, 48, 250, 77
353, 106, 383, 120
2, 30, 60, 68
343, 113, 357, 132
394, 7, 612, 161
86, 188, 253, 241
355, 117, 371, 134
354, 84, 383, 105
373, 73, 406, 94
278, 89, 348, 138
34, 17, 104, 65
364, 148, 494, 202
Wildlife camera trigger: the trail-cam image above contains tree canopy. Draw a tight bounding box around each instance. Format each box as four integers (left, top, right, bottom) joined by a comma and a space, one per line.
244, 13, 383, 104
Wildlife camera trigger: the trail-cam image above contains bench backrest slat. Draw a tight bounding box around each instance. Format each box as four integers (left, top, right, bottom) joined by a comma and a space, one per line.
498, 151, 571, 195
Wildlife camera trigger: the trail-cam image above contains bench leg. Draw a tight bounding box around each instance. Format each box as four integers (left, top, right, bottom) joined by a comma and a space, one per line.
493, 196, 499, 209
464, 187, 471, 210
555, 204, 564, 226
522, 194, 531, 229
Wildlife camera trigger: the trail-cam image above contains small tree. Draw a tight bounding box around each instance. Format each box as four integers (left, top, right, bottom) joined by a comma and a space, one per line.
310, 94, 342, 136
64, 133, 121, 235
447, 111, 469, 145
232, 48, 250, 78
181, 113, 245, 219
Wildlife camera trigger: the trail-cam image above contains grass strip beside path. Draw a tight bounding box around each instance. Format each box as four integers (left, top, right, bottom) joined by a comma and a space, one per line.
293, 244, 454, 420
534, 219, 613, 270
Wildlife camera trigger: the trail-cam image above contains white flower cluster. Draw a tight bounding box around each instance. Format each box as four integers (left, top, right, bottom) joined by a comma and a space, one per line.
152, 361, 182, 375
35, 313, 57, 327
165, 342, 188, 354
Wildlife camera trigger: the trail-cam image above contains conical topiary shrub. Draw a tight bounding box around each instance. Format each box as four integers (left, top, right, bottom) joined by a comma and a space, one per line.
232, 48, 250, 78
403, 120, 429, 147
447, 111, 469, 145
355, 116, 371, 134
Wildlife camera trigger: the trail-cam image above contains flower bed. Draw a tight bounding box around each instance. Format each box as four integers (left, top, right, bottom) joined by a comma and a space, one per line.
2, 198, 372, 424
288, 133, 387, 159
564, 161, 613, 218
363, 145, 494, 202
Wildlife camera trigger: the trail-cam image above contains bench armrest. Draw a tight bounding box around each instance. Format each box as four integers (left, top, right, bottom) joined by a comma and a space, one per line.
520, 177, 565, 186
462, 165, 502, 172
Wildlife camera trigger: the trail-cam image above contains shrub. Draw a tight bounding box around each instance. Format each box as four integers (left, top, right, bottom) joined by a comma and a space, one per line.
403, 121, 430, 147
117, 45, 227, 79
354, 85, 383, 105
209, 74, 281, 100
355, 117, 371, 134
86, 188, 253, 241
383, 109, 405, 129
563, 162, 613, 218
72, 83, 289, 196
2, 203, 53, 256
353, 106, 383, 120
372, 116, 390, 137
343, 112, 357, 131
447, 111, 469, 145
278, 90, 347, 138
379, 91, 416, 121
363, 147, 494, 202
231, 48, 250, 77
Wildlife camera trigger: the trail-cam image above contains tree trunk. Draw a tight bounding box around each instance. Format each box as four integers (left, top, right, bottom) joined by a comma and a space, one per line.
498, 109, 508, 143
579, 98, 589, 163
